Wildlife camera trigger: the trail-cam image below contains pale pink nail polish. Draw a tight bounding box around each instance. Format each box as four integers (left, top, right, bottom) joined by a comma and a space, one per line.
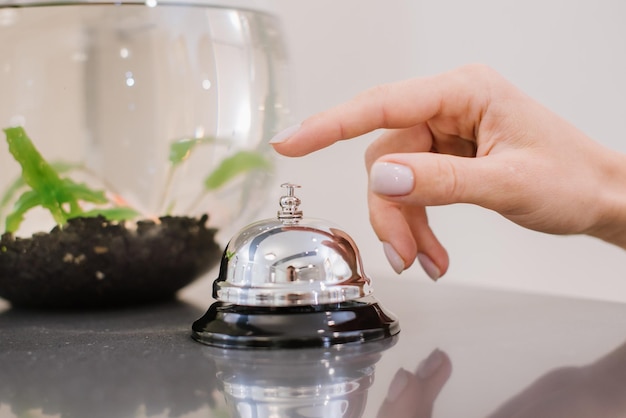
269, 123, 301, 144
417, 252, 441, 281
370, 162, 414, 196
383, 242, 405, 274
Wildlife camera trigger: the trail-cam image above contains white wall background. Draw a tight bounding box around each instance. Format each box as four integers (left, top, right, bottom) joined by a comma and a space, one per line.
268, 0, 626, 302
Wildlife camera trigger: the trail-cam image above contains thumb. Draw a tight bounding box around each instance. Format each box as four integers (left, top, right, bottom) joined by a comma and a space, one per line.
370, 152, 515, 210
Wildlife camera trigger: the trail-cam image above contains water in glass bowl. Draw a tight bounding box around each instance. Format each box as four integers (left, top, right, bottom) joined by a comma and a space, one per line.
0, 2, 290, 308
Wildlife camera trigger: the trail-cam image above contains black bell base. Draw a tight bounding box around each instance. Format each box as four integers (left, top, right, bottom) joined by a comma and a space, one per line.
191, 295, 400, 349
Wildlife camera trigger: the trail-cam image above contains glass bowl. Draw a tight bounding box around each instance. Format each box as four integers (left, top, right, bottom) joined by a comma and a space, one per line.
0, 0, 289, 308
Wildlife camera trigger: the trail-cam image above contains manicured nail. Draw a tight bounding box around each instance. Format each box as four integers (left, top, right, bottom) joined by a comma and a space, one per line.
416, 349, 444, 379
417, 252, 441, 281
383, 242, 405, 274
269, 123, 301, 144
370, 162, 414, 196
386, 368, 410, 402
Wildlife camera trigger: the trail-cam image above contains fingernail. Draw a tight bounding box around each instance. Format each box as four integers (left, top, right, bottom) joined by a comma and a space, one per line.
386, 368, 410, 402
269, 123, 301, 144
417, 252, 441, 281
383, 242, 405, 274
370, 162, 414, 196
416, 349, 444, 379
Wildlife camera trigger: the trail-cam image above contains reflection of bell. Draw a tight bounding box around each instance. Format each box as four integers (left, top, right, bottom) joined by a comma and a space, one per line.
192, 183, 400, 348
204, 336, 397, 417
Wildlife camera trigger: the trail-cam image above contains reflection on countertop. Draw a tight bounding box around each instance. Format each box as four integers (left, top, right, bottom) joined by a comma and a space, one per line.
0, 301, 218, 417
486, 339, 626, 417
2, 279, 626, 417
0, 298, 396, 418
206, 337, 396, 417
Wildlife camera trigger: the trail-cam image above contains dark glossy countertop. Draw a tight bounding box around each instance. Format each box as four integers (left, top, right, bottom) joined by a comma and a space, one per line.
2, 277, 626, 418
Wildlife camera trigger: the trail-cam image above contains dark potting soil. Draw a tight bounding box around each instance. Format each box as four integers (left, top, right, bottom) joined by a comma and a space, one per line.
0, 214, 222, 309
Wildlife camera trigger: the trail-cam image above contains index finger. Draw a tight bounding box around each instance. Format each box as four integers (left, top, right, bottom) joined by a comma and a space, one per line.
270, 64, 496, 157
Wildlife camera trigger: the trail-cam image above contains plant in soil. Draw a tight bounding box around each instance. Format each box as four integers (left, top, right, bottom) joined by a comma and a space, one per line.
0, 127, 272, 309
1, 127, 140, 233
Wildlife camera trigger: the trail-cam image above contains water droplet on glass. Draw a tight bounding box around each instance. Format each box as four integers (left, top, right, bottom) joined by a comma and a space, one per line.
125, 71, 135, 87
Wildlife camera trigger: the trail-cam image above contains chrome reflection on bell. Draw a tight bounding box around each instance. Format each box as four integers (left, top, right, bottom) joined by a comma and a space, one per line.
192, 183, 400, 349
215, 183, 372, 307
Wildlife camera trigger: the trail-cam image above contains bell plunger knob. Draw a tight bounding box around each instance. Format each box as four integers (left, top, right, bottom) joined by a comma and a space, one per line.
277, 183, 303, 223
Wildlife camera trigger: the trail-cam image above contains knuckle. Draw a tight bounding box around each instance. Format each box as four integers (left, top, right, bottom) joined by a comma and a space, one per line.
432, 157, 465, 203
457, 63, 497, 80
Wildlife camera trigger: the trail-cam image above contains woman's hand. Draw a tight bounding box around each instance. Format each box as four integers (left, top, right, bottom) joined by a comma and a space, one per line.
271, 64, 626, 279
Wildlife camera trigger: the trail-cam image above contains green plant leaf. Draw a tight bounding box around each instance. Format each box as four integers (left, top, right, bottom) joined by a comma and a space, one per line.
4, 127, 77, 225
59, 180, 110, 218
169, 138, 199, 166
60, 179, 109, 204
203, 151, 272, 191
169, 136, 215, 167
2, 127, 139, 232
0, 176, 26, 218
0, 161, 85, 219
5, 190, 42, 233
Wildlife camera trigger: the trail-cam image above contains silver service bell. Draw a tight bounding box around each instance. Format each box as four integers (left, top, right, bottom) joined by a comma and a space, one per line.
192, 183, 400, 349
